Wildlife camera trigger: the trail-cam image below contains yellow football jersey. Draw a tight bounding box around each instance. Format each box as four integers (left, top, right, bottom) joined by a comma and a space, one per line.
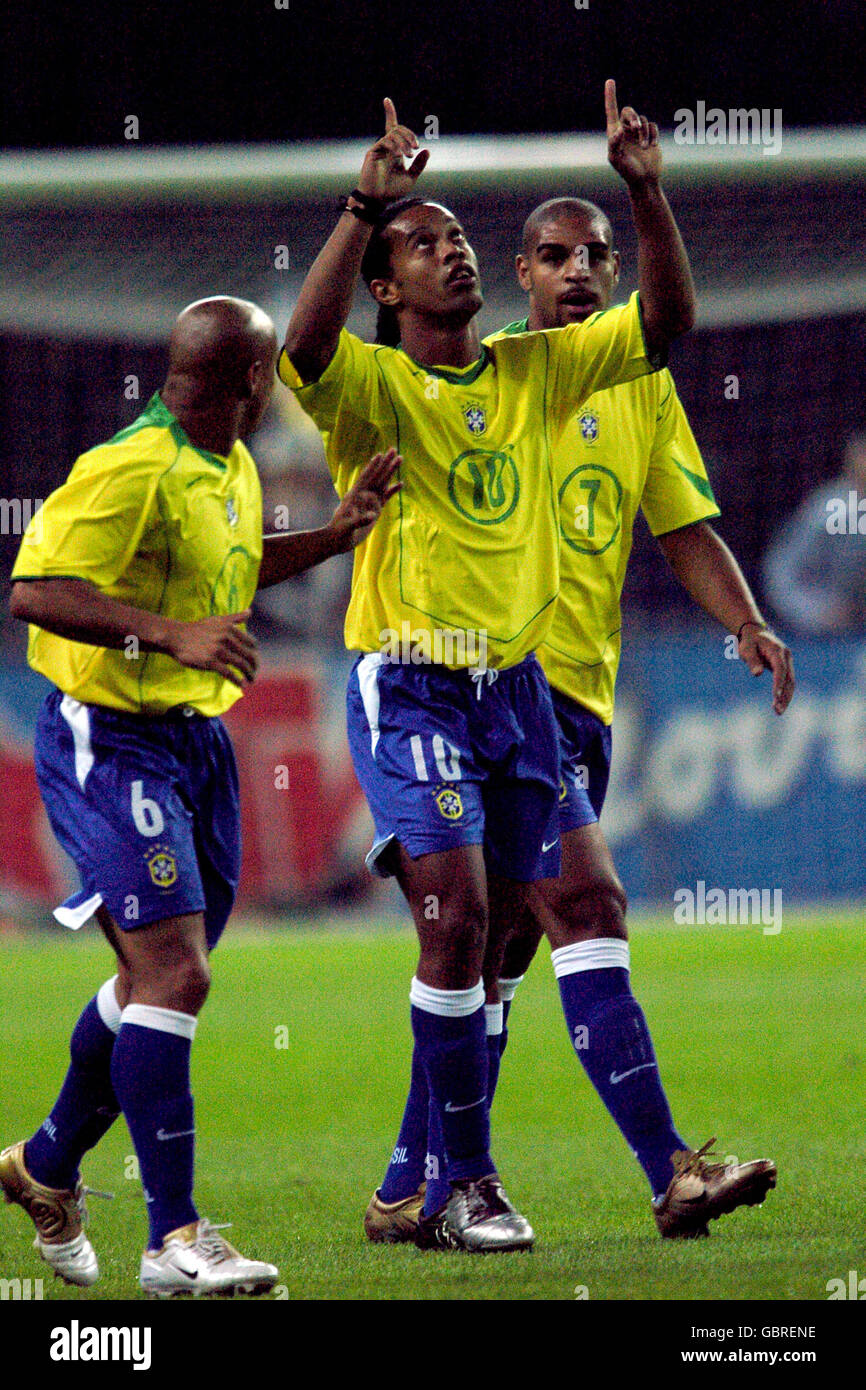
11, 393, 263, 716
495, 320, 719, 721
279, 292, 657, 669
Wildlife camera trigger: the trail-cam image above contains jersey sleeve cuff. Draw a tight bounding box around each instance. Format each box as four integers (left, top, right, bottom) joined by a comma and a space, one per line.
277, 330, 349, 392
650, 506, 722, 539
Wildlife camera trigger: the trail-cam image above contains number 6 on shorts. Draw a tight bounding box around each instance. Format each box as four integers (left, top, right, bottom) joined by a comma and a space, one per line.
131, 779, 165, 837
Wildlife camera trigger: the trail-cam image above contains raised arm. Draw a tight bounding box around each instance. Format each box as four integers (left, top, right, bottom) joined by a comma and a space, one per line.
284, 99, 429, 383
658, 520, 795, 715
257, 449, 401, 588
605, 80, 696, 360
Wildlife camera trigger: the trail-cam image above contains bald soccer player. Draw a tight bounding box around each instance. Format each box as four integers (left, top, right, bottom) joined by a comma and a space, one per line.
2, 297, 400, 1297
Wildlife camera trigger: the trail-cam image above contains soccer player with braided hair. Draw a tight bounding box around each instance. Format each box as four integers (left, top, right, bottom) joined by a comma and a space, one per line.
281, 86, 696, 1250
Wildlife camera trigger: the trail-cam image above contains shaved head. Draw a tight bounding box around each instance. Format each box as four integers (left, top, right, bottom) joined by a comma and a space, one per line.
162, 295, 279, 445
520, 198, 613, 257
169, 296, 277, 391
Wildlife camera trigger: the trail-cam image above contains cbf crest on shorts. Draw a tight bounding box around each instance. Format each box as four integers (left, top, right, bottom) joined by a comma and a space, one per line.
435, 786, 464, 821
144, 844, 179, 888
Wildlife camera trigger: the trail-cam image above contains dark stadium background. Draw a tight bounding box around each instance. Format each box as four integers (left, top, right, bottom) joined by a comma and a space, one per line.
3, 0, 864, 146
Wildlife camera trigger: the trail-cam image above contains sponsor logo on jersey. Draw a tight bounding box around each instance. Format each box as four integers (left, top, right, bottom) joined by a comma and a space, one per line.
462, 402, 486, 436
144, 846, 178, 888
435, 786, 463, 821
579, 411, 599, 442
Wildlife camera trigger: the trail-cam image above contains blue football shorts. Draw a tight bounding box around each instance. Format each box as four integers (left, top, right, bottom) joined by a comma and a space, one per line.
34, 688, 241, 948
346, 652, 561, 882
551, 686, 613, 836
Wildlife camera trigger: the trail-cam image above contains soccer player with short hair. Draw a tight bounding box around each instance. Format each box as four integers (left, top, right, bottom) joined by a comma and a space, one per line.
367, 196, 792, 1247
1, 296, 399, 1295
281, 86, 698, 1250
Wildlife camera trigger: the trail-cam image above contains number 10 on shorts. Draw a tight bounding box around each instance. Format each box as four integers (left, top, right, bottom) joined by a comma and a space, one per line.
409, 734, 462, 782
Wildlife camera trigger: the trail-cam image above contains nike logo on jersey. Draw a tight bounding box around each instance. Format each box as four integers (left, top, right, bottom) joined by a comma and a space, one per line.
609, 1063, 658, 1085
444, 1096, 487, 1113
156, 1127, 196, 1141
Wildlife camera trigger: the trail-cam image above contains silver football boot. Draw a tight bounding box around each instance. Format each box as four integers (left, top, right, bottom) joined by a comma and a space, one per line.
443, 1174, 534, 1252
140, 1218, 278, 1297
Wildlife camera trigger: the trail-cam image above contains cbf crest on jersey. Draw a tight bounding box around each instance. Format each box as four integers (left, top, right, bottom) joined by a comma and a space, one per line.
462, 401, 487, 436
579, 411, 599, 442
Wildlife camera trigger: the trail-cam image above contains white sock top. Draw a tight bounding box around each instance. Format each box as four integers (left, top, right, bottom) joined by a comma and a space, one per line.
120, 1003, 198, 1040
409, 976, 485, 1018
96, 975, 123, 1035
550, 938, 630, 979
484, 1002, 504, 1035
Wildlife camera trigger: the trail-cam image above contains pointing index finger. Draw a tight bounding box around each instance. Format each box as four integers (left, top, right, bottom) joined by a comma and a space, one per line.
383, 97, 398, 132
604, 79, 619, 135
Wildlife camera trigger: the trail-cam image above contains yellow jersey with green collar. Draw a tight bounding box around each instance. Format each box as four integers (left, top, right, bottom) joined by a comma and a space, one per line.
11, 393, 262, 716
279, 291, 657, 669
494, 317, 719, 721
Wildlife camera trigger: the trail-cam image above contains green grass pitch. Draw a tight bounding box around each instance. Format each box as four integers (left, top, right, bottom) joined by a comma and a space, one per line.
0, 910, 862, 1301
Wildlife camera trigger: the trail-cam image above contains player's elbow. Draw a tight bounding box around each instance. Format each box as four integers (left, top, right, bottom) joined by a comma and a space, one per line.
673, 300, 696, 335
643, 309, 692, 367
9, 581, 37, 623
283, 322, 335, 386
656, 303, 695, 342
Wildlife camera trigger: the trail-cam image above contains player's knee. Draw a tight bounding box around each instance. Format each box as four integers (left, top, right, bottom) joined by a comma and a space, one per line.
420, 894, 488, 975
172, 951, 211, 1014
501, 916, 545, 978
130, 946, 211, 1015
550, 879, 628, 945
449, 899, 488, 954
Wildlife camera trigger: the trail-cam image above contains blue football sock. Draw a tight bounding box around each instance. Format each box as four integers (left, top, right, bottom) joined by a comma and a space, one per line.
410, 977, 493, 1186
422, 1093, 451, 1215
26, 978, 122, 1190
423, 996, 511, 1215
496, 974, 523, 1066
552, 940, 687, 1199
378, 1045, 430, 1203
110, 1005, 199, 1248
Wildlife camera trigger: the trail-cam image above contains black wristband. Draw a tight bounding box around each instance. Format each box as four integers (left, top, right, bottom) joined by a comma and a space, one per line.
339, 189, 386, 224
737, 619, 767, 642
